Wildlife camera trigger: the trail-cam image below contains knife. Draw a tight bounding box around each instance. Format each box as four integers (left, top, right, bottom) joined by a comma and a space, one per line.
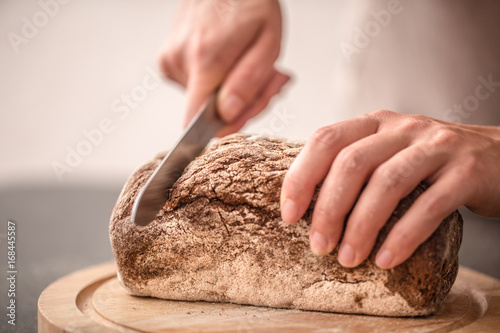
131, 93, 224, 226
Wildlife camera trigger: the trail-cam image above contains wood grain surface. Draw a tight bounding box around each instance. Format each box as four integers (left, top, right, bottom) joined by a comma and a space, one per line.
38, 262, 500, 332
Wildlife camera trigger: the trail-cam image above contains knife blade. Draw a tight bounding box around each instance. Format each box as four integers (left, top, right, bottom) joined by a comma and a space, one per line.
131, 93, 224, 226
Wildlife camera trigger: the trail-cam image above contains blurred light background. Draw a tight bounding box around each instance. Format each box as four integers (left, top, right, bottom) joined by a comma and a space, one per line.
2, 0, 500, 187
1, 1, 349, 188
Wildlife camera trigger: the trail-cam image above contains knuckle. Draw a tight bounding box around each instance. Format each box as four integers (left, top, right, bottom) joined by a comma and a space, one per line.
161, 48, 182, 71
309, 125, 340, 148
191, 34, 211, 61
460, 155, 483, 177
193, 47, 211, 67
368, 109, 396, 119
395, 116, 430, 133
430, 127, 463, 147
419, 193, 448, 216
262, 33, 281, 60
373, 163, 410, 192
313, 205, 339, 225
191, 34, 227, 69
282, 170, 306, 199
454, 154, 484, 183
313, 206, 331, 220
348, 219, 376, 240
335, 147, 366, 173
389, 225, 417, 248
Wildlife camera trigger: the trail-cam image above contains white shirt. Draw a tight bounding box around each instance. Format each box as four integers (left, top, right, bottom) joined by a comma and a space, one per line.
332, 0, 500, 126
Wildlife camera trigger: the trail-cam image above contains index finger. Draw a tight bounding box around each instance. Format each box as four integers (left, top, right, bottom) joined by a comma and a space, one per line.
280, 115, 379, 224
183, 20, 265, 127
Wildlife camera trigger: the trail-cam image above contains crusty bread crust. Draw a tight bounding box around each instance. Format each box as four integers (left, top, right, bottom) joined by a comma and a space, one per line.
110, 134, 463, 317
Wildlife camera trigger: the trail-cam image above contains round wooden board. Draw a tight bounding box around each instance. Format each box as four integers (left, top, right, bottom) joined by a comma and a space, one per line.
38, 262, 500, 332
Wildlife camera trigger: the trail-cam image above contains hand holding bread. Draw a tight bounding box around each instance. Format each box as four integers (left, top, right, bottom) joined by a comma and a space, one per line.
281, 110, 500, 269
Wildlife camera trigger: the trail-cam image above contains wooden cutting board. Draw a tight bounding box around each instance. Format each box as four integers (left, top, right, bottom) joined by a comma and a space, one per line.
38, 262, 500, 332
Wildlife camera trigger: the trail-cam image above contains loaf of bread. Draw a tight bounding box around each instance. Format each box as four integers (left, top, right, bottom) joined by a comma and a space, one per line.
110, 134, 463, 317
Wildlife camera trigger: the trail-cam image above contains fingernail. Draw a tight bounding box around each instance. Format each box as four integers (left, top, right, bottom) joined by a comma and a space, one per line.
338, 243, 356, 267
376, 249, 394, 269
283, 74, 292, 85
281, 199, 299, 224
278, 74, 291, 88
311, 232, 329, 255
220, 93, 244, 123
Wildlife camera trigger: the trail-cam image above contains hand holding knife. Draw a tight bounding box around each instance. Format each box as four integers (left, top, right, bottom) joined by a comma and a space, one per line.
131, 92, 224, 226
